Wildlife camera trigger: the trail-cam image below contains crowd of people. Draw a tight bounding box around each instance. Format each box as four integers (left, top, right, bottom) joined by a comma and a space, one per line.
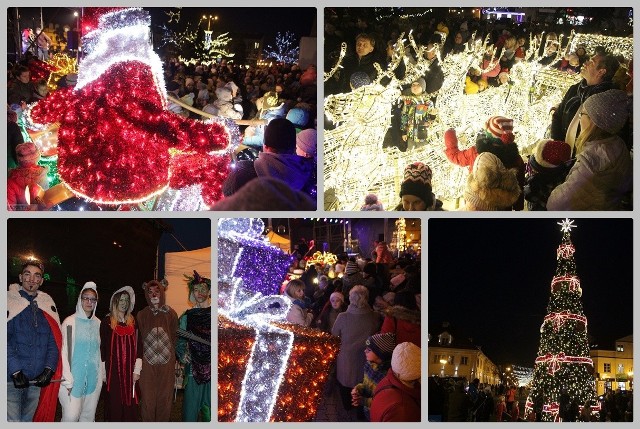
326, 10, 632, 211
281, 239, 422, 422
7, 260, 211, 422
429, 377, 633, 422
8, 23, 318, 211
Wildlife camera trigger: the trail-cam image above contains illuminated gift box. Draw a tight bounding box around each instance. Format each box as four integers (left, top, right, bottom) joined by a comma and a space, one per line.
218, 218, 292, 296
217, 218, 340, 422
218, 314, 340, 422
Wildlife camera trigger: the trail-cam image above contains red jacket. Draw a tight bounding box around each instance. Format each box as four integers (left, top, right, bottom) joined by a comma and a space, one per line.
444, 128, 525, 210
380, 306, 421, 347
370, 369, 420, 422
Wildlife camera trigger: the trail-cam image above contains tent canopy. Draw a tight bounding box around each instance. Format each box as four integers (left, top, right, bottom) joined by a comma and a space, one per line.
266, 231, 290, 253
164, 247, 211, 317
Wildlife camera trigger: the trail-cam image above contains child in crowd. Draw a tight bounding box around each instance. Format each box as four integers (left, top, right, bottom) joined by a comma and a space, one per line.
351, 333, 396, 421
524, 139, 573, 210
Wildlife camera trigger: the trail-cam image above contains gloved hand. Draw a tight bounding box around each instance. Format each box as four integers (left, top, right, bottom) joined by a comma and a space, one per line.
32, 367, 54, 387
11, 371, 29, 389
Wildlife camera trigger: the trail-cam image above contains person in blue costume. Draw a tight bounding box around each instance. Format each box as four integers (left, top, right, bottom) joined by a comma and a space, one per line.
58, 282, 103, 421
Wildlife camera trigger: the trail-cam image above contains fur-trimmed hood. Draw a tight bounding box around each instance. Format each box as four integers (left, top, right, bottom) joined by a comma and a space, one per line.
465, 152, 521, 210
383, 305, 421, 325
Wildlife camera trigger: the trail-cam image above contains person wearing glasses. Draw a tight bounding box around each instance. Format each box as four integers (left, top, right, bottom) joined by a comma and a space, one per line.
58, 282, 103, 421
547, 89, 631, 210
7, 259, 61, 422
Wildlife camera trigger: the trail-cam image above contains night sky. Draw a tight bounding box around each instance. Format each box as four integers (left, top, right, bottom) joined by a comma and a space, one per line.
7, 218, 210, 320
12, 7, 317, 45
428, 218, 633, 367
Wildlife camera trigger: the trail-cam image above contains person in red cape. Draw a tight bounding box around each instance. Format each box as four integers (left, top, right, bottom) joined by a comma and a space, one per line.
100, 286, 141, 421
7, 259, 62, 422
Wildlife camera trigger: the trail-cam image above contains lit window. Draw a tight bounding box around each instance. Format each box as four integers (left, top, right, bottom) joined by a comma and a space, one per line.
617, 344, 624, 352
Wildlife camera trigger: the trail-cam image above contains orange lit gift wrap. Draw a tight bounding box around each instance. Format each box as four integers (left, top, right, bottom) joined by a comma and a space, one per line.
218, 315, 340, 422
217, 218, 340, 422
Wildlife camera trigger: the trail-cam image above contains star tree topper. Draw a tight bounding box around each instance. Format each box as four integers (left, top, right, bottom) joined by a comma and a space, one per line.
558, 218, 576, 233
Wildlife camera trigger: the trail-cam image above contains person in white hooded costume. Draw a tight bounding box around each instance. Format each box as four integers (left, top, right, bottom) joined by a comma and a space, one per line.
58, 281, 103, 421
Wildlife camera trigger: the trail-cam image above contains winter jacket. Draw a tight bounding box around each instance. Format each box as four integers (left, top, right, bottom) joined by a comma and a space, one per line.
400, 97, 432, 142
7, 284, 60, 380
550, 79, 618, 141
205, 87, 242, 120
223, 151, 315, 198
7, 165, 48, 208
242, 105, 286, 149
59, 282, 103, 396
286, 300, 313, 326
380, 306, 421, 347
254, 152, 315, 193
547, 136, 632, 210
524, 157, 573, 211
332, 304, 381, 387
370, 368, 421, 422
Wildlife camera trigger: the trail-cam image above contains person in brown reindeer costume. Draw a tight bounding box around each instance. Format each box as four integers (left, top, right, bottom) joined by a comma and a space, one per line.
136, 279, 178, 421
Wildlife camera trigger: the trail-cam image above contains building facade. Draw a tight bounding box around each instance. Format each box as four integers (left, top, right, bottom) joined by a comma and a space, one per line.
590, 335, 633, 395
428, 322, 501, 386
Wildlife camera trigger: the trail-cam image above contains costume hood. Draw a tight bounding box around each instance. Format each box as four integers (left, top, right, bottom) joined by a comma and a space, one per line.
76, 281, 99, 319
109, 285, 135, 317
142, 278, 168, 308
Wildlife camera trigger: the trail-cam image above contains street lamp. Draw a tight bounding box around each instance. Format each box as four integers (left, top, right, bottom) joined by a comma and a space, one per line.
202, 14, 218, 32
440, 358, 447, 377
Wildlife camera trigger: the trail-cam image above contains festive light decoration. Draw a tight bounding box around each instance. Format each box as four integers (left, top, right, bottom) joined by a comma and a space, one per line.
394, 218, 407, 251
543, 311, 587, 333
524, 219, 599, 422
306, 251, 337, 267
512, 365, 534, 387
46, 54, 78, 91
217, 218, 340, 422
23, 8, 238, 209
263, 31, 300, 64
159, 15, 234, 66
323, 27, 630, 210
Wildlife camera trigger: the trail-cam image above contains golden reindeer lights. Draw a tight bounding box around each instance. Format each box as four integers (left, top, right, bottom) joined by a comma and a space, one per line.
323, 30, 632, 210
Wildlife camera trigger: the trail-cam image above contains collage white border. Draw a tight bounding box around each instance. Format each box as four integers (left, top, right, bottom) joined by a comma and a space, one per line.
1, 0, 637, 426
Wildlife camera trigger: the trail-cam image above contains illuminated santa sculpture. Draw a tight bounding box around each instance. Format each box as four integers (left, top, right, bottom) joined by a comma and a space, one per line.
26, 8, 238, 207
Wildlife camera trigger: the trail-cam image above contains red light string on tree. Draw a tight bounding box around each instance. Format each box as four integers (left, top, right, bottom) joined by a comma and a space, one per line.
534, 352, 593, 376
550, 275, 581, 294
543, 311, 587, 332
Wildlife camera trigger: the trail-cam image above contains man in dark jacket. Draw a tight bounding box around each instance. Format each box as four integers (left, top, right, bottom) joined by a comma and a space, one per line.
223, 118, 315, 200
7, 260, 61, 422
550, 52, 620, 146
340, 33, 384, 92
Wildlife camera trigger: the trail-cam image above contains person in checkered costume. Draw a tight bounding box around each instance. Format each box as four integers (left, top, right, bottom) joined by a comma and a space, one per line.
136, 279, 178, 421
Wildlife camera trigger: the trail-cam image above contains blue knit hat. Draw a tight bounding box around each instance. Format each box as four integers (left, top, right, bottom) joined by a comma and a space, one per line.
366, 332, 396, 361
286, 108, 310, 128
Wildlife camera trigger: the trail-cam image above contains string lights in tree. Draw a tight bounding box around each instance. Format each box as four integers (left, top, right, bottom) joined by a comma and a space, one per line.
23, 7, 238, 209
217, 218, 340, 422
394, 218, 407, 252
323, 19, 630, 210
524, 219, 600, 422
263, 31, 300, 64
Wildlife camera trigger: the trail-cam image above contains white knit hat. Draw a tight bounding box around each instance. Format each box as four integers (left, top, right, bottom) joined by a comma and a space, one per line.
391, 342, 421, 382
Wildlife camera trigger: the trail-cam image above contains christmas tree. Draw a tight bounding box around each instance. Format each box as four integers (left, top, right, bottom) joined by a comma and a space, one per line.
524, 219, 599, 422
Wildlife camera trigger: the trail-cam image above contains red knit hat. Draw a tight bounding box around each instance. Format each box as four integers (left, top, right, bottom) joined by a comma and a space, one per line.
533, 139, 571, 168
485, 116, 514, 144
